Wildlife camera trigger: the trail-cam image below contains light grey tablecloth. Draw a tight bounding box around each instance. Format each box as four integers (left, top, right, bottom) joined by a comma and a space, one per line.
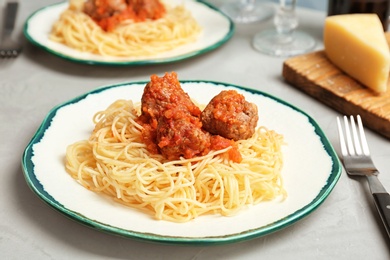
1, 0, 390, 259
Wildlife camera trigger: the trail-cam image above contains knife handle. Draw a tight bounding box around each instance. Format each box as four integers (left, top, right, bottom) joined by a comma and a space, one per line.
372, 192, 390, 238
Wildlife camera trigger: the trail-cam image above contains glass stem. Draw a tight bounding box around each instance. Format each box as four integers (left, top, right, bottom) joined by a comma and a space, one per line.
274, 0, 298, 43
240, 0, 255, 11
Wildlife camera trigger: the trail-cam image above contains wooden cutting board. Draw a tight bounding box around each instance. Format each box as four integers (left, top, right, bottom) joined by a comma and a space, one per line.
282, 48, 390, 139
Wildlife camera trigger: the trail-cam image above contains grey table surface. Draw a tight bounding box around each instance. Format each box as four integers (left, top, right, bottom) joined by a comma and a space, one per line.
1, 0, 390, 259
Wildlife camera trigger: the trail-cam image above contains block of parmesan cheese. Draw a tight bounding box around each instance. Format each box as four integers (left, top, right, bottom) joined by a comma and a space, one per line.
324, 14, 390, 93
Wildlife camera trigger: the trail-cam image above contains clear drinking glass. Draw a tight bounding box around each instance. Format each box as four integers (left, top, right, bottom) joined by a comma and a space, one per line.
252, 0, 316, 56
220, 0, 274, 24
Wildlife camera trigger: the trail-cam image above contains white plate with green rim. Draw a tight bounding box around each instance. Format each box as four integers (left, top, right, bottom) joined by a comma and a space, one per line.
22, 80, 341, 244
23, 0, 234, 66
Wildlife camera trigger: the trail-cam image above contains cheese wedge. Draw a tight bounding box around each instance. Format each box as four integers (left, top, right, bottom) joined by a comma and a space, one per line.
324, 14, 390, 93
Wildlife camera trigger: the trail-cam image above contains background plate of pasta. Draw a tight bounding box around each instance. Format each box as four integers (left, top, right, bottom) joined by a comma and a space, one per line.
23, 0, 234, 65
22, 79, 341, 244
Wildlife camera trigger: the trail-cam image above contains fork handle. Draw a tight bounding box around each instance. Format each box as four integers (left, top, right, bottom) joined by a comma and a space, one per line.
367, 175, 390, 237
2, 1, 18, 38
372, 192, 390, 238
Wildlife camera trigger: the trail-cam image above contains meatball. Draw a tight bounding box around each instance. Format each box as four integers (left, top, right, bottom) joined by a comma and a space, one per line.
84, 0, 127, 20
201, 90, 258, 141
130, 0, 166, 20
156, 109, 211, 160
139, 72, 201, 124
137, 72, 207, 159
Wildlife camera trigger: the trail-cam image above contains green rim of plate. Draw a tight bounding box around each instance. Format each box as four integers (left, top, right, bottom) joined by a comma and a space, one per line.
23, 0, 235, 66
21, 81, 342, 245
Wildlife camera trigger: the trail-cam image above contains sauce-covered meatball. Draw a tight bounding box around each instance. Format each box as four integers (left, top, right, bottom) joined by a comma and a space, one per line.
139, 72, 201, 125
84, 0, 127, 20
131, 0, 166, 19
201, 90, 258, 141
156, 108, 211, 160
137, 72, 208, 159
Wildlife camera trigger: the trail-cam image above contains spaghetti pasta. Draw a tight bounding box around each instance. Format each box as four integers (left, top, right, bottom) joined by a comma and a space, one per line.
49, 1, 202, 57
65, 99, 286, 222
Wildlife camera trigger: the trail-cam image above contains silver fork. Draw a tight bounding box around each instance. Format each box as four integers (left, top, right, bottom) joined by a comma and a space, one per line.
0, 0, 21, 58
337, 115, 390, 238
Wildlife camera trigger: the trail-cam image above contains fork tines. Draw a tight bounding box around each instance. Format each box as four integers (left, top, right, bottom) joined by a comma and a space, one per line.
337, 115, 370, 157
